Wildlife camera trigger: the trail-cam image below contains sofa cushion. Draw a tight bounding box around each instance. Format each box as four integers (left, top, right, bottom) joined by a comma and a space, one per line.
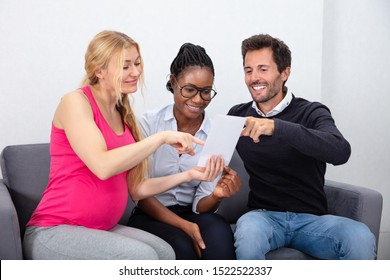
1, 143, 50, 238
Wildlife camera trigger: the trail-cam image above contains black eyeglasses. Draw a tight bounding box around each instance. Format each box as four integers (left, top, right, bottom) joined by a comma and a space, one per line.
174, 78, 217, 101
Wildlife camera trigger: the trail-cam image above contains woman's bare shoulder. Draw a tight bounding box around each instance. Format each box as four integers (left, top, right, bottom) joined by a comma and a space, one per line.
61, 88, 89, 103
53, 89, 91, 128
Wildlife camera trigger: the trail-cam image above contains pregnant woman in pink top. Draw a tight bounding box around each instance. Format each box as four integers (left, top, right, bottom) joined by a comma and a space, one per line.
23, 30, 223, 260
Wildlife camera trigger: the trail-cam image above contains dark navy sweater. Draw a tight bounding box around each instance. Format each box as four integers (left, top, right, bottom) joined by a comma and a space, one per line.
228, 95, 351, 214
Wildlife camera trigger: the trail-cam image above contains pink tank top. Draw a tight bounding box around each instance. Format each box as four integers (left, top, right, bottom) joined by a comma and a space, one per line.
28, 86, 135, 230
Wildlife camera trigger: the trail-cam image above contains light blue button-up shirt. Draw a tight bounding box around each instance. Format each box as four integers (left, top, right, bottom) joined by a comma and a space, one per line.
139, 104, 216, 213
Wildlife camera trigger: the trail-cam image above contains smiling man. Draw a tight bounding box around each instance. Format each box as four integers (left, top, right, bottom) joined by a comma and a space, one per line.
228, 34, 376, 260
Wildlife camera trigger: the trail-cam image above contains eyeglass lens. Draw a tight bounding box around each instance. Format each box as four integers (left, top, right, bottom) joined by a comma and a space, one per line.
181, 86, 216, 101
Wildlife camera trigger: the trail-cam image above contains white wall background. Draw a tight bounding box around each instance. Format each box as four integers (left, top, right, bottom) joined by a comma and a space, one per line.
0, 0, 388, 259
322, 0, 390, 260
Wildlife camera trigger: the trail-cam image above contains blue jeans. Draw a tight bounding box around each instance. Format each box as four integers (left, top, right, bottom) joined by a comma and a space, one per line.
234, 210, 376, 260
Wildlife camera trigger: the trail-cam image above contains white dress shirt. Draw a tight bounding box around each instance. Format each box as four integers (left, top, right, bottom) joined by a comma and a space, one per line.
139, 104, 216, 213
251, 90, 293, 117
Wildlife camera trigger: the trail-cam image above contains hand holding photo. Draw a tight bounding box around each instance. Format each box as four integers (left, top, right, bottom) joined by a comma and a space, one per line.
197, 114, 245, 167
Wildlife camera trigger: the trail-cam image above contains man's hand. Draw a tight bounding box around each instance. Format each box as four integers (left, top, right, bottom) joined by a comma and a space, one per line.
241, 116, 275, 143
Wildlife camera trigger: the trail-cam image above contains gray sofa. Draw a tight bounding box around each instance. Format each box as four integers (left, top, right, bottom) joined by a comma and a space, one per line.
0, 143, 383, 260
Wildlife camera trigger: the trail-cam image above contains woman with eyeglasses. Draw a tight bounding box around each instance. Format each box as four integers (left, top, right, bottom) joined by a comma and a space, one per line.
127, 43, 241, 259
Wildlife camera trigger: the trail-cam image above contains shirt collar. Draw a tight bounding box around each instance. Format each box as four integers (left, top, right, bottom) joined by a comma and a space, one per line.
164, 104, 211, 136
252, 90, 293, 117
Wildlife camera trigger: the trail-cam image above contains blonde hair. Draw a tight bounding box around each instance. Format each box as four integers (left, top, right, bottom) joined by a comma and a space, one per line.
81, 30, 148, 190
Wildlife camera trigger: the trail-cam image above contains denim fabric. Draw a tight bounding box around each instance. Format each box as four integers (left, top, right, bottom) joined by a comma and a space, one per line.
234, 210, 376, 260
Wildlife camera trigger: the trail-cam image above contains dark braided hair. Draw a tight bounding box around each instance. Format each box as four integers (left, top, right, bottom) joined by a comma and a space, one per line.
166, 43, 215, 93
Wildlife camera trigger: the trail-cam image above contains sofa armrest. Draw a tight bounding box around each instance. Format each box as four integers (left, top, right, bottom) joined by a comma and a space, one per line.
324, 179, 383, 246
0, 179, 23, 259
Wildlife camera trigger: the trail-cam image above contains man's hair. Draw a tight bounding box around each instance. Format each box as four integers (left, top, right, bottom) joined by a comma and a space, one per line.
241, 34, 291, 73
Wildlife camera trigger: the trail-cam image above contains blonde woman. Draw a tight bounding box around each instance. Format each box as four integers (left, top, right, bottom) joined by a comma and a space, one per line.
23, 31, 223, 260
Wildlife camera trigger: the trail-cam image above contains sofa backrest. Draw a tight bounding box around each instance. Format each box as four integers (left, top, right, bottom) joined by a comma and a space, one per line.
217, 151, 251, 223
1, 143, 51, 238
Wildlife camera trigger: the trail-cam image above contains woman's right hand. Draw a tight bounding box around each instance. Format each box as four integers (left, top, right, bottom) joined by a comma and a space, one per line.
181, 221, 205, 259
160, 131, 205, 156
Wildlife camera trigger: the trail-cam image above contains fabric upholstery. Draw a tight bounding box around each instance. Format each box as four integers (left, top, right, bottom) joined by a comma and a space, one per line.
1, 143, 50, 239
324, 180, 383, 247
0, 179, 23, 259
0, 144, 383, 260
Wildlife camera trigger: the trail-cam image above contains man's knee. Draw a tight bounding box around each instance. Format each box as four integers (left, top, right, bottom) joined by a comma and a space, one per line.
325, 216, 377, 259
